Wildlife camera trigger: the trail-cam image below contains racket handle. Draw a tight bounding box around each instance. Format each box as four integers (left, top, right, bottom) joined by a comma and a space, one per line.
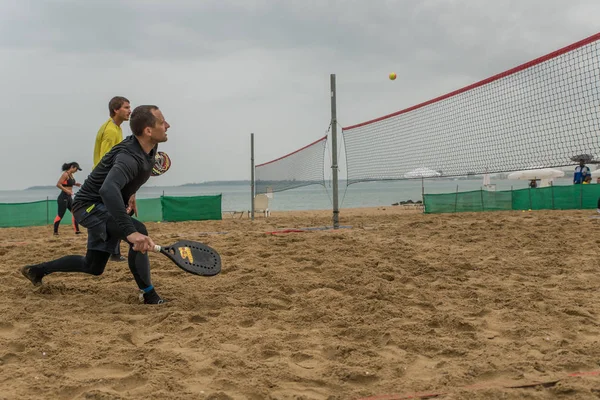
153, 245, 162, 253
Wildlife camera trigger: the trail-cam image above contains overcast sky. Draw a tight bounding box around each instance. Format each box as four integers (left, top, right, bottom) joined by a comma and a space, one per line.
0, 0, 598, 190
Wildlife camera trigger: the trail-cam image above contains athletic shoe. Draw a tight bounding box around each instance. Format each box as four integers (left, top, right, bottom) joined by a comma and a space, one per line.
20, 265, 43, 286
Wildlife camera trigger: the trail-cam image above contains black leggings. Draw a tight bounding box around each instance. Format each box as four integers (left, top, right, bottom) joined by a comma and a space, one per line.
54, 192, 80, 234
38, 218, 153, 291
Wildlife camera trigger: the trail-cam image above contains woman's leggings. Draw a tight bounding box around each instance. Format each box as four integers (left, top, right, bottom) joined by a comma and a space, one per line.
54, 192, 80, 234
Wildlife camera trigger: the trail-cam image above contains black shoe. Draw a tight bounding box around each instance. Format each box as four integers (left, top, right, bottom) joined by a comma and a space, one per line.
110, 255, 126, 262
20, 265, 44, 286
143, 289, 166, 305
75, 231, 82, 235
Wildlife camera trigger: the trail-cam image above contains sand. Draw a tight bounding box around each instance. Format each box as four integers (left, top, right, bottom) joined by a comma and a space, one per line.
1, 206, 600, 400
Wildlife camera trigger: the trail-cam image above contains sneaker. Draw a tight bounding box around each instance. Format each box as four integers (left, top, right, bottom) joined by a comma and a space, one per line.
110, 254, 126, 262
75, 231, 82, 235
143, 289, 166, 305
20, 265, 44, 286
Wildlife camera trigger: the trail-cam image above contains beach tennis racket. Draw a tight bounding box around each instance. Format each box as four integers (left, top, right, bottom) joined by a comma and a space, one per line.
152, 151, 172, 176
153, 240, 221, 276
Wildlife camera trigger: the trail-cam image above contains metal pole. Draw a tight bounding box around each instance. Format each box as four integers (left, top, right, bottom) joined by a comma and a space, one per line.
454, 185, 459, 213
330, 74, 339, 229
251, 133, 255, 221
480, 187, 484, 211
511, 185, 514, 211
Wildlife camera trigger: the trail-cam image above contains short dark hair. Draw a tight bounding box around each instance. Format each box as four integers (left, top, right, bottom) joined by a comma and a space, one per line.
130, 105, 159, 136
109, 96, 130, 117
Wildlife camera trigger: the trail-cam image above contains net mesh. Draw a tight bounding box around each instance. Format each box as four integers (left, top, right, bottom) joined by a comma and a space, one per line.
255, 135, 327, 194
343, 33, 600, 184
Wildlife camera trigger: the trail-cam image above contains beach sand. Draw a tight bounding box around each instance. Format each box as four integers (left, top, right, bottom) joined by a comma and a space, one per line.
1, 206, 600, 399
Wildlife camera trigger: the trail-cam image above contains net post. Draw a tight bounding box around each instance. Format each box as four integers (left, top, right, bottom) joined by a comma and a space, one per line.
330, 74, 339, 229
46, 196, 49, 225
480, 187, 484, 211
251, 133, 255, 221
454, 185, 459, 213
511, 186, 514, 210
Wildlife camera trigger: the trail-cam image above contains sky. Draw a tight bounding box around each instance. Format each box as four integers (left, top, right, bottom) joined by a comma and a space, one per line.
0, 0, 599, 190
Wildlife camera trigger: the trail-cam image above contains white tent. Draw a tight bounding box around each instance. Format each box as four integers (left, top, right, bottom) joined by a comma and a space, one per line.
507, 168, 565, 180
403, 167, 441, 179
507, 168, 564, 188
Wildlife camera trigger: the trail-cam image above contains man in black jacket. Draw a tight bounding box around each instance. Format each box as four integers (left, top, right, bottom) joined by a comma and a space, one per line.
21, 105, 170, 305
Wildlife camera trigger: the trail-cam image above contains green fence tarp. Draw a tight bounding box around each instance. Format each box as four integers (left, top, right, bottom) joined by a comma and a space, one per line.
0, 200, 52, 228
134, 198, 163, 223
424, 184, 600, 214
0, 195, 222, 228
161, 195, 222, 222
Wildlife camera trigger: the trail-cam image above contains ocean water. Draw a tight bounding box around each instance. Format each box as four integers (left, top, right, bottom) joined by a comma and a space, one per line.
0, 178, 576, 212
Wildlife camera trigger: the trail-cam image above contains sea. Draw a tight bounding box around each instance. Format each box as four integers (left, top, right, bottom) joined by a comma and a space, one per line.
0, 178, 576, 212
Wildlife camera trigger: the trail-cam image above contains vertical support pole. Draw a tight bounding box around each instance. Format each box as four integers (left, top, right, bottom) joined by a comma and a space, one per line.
46, 196, 49, 225
251, 133, 255, 221
330, 74, 339, 229
511, 186, 514, 210
480, 187, 484, 212
454, 185, 459, 213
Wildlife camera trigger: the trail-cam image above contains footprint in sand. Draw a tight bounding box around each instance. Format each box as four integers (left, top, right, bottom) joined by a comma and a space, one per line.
0, 322, 23, 340
0, 353, 20, 365
7, 341, 26, 353
189, 315, 208, 324
68, 364, 134, 380
238, 319, 256, 328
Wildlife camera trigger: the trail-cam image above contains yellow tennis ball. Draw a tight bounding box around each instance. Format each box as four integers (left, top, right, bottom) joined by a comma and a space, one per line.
389, 72, 397, 80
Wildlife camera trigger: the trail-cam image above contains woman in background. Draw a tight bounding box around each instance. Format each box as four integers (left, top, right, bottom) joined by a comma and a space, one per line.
54, 162, 82, 235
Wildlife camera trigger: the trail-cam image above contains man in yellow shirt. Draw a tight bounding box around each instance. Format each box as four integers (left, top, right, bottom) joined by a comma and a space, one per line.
93, 96, 131, 168
93, 96, 132, 261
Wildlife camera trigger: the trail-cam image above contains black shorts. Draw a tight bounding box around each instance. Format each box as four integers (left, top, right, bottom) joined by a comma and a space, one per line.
73, 203, 121, 255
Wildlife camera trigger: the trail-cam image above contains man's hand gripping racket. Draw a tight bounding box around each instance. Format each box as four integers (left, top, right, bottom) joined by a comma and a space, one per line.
153, 240, 221, 276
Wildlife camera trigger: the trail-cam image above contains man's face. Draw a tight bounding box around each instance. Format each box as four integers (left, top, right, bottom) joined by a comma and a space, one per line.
580, 160, 585, 167
149, 109, 170, 143
115, 102, 132, 121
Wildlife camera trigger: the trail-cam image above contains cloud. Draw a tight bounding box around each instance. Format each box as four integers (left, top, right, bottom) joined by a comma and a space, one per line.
0, 0, 598, 190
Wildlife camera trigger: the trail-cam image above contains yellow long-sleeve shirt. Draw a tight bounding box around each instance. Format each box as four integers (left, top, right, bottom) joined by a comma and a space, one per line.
93, 118, 123, 168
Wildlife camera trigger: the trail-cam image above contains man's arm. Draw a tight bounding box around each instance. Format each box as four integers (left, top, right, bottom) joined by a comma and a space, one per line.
98, 153, 138, 236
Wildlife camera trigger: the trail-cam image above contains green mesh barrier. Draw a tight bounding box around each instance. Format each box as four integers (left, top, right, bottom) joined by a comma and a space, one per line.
161, 195, 222, 222
0, 195, 222, 228
424, 185, 600, 213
